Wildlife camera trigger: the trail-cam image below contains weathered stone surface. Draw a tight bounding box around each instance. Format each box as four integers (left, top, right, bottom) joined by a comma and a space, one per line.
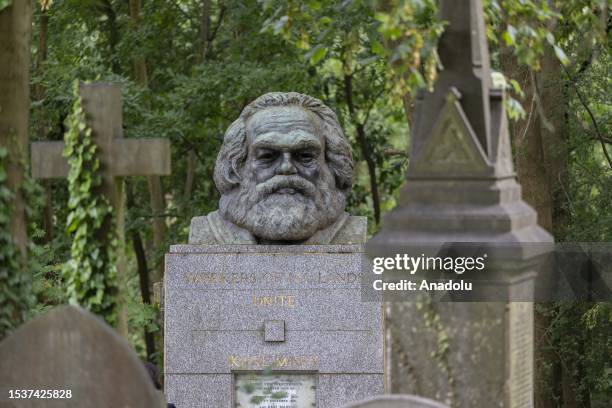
194, 92, 359, 244
165, 374, 231, 408
317, 375, 386, 407
164, 244, 383, 407
30, 84, 170, 180
31, 138, 170, 179
385, 302, 514, 407
0, 305, 164, 407
264, 320, 285, 342
339, 395, 449, 408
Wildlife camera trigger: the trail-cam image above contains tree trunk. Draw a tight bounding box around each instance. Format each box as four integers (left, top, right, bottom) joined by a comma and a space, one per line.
129, 0, 167, 284
343, 74, 381, 224
0, 0, 33, 258
501, 45, 570, 408
100, 0, 120, 75
182, 0, 214, 205
126, 183, 156, 360
184, 150, 197, 202
537, 47, 570, 238
35, 4, 54, 243
199, 0, 211, 59
502, 45, 569, 235
147, 176, 166, 283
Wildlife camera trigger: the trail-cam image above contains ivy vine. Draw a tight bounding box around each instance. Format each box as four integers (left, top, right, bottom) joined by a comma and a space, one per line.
0, 147, 34, 340
62, 81, 117, 323
417, 298, 456, 401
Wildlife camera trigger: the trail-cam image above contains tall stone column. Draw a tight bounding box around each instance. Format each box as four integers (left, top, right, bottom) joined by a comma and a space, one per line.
366, 1, 553, 406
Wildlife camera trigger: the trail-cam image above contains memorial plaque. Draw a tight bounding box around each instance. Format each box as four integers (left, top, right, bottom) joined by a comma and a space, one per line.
235, 373, 317, 408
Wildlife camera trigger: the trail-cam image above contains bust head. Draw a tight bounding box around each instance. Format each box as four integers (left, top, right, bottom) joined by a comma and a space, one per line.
214, 92, 353, 242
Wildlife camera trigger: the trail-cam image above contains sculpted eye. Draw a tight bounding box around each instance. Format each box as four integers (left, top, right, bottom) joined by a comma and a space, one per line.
256, 150, 278, 162
296, 151, 315, 162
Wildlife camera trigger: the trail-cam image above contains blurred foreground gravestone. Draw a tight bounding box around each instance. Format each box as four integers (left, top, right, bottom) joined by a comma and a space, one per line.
338, 395, 449, 408
0, 305, 165, 407
365, 0, 553, 407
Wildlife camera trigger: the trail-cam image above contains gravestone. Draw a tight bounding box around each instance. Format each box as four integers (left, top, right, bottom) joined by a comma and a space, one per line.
30, 83, 171, 337
164, 92, 384, 407
339, 395, 449, 408
365, 0, 553, 407
0, 305, 164, 407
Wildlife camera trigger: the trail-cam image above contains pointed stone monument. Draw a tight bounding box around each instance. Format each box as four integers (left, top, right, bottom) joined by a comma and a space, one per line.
366, 0, 553, 407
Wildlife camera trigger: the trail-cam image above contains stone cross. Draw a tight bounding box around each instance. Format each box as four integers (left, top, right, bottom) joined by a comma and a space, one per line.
30, 83, 171, 338
366, 0, 553, 406
339, 395, 450, 408
0, 305, 165, 407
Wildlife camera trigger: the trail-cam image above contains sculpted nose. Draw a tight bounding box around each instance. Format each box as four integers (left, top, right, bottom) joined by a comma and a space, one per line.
278, 152, 297, 175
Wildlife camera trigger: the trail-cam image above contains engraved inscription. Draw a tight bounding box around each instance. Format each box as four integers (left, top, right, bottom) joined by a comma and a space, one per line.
509, 302, 534, 408
185, 271, 358, 286
253, 295, 295, 308
229, 355, 319, 370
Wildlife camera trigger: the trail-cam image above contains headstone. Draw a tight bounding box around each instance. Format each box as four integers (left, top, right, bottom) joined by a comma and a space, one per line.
164, 92, 383, 407
338, 395, 449, 408
0, 305, 164, 407
365, 0, 553, 407
30, 83, 171, 337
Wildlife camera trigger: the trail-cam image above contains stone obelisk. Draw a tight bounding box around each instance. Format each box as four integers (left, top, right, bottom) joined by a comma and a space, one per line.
366, 0, 553, 406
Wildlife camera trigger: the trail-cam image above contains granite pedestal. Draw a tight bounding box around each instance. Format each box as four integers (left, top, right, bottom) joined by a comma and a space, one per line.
165, 244, 384, 407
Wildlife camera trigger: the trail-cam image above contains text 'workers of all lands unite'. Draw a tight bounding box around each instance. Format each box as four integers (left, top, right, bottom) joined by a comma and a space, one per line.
371, 254, 489, 292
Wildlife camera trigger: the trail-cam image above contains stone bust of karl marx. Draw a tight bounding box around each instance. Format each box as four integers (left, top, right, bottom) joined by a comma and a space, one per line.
189, 92, 366, 245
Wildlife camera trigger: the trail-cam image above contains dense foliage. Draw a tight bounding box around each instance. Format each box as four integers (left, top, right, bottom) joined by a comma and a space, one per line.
0, 0, 607, 404
0, 149, 35, 339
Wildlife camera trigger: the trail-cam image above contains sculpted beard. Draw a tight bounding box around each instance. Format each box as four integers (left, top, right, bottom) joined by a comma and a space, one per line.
219, 168, 346, 241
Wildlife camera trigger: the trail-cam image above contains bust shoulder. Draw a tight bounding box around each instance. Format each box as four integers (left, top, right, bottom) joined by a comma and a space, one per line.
189, 211, 367, 245
330, 215, 367, 244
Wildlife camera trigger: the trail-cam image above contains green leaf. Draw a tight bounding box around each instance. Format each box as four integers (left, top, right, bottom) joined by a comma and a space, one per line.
509, 79, 524, 97
318, 16, 332, 25
553, 45, 569, 66
503, 25, 517, 45
372, 41, 386, 56
506, 96, 526, 121
307, 46, 327, 65
307, 0, 321, 11
0, 0, 12, 12
273, 16, 289, 35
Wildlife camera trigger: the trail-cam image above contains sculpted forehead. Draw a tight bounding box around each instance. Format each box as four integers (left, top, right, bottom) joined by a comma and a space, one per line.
246, 106, 322, 147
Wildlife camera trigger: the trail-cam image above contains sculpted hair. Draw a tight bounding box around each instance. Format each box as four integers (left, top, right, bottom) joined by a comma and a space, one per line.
214, 92, 353, 195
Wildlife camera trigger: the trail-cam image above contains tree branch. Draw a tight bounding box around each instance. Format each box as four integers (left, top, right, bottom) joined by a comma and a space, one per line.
208, 5, 225, 43
562, 63, 612, 169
